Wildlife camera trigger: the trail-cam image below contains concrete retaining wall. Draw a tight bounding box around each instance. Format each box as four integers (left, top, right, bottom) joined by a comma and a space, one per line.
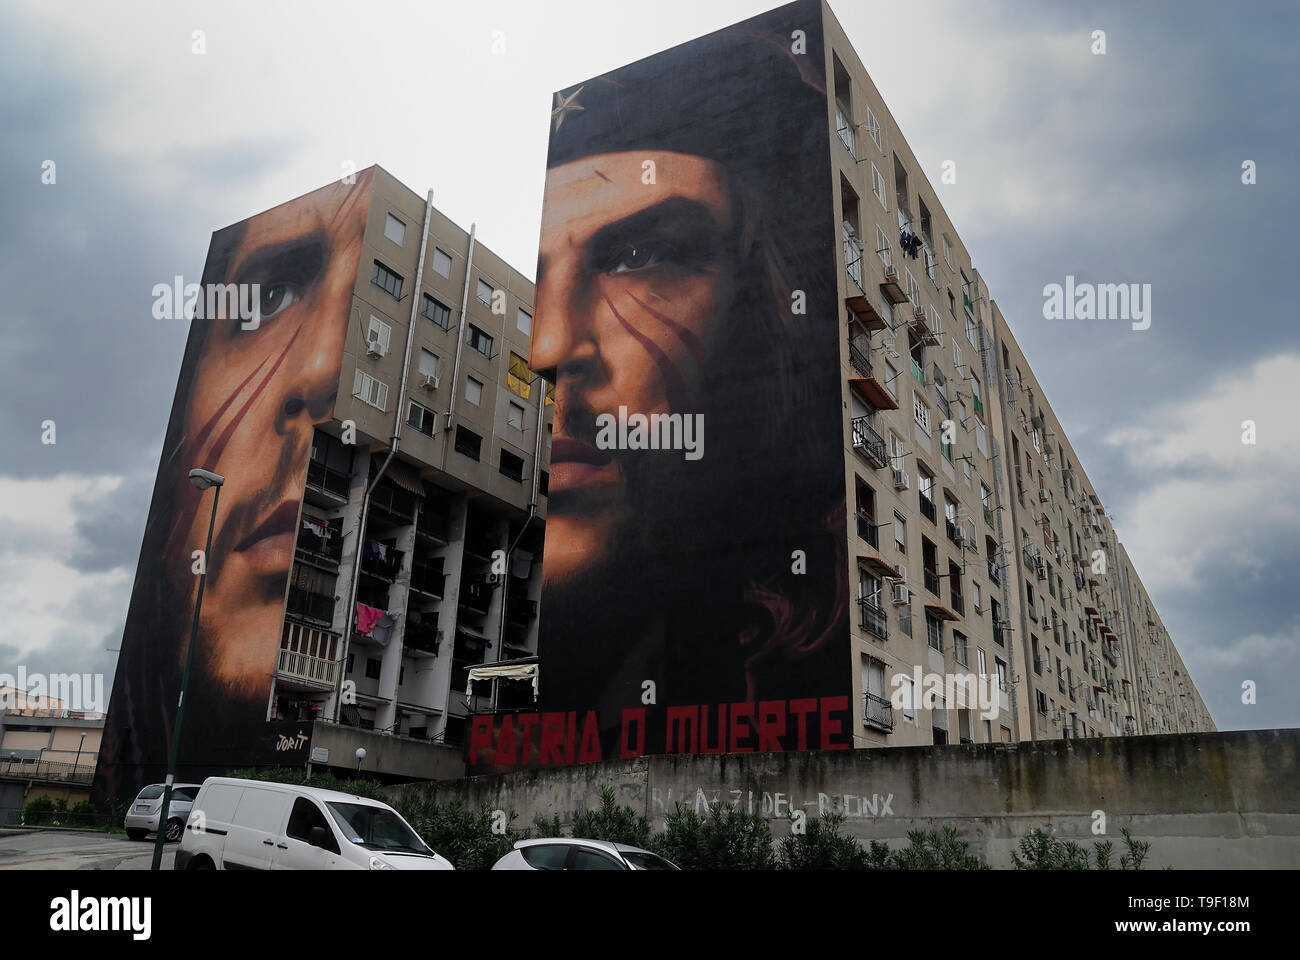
391, 729, 1300, 868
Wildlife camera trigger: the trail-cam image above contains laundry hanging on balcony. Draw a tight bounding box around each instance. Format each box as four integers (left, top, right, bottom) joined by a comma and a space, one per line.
355, 602, 384, 635
372, 614, 397, 648
899, 229, 923, 260
302, 517, 330, 538
363, 539, 388, 561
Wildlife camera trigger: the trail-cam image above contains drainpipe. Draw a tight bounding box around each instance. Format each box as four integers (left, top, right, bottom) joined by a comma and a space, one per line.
332, 189, 434, 723
441, 224, 477, 467
490, 379, 548, 711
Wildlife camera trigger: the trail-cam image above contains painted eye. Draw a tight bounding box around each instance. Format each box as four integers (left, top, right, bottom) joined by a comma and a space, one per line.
609, 242, 671, 273
257, 282, 303, 320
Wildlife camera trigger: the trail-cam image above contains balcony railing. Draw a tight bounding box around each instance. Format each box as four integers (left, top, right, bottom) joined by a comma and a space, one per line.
849, 338, 873, 378
361, 544, 404, 582
286, 586, 336, 624
835, 105, 855, 157
910, 359, 926, 386
935, 389, 951, 421
858, 598, 889, 641
851, 416, 888, 469
856, 511, 879, 547
863, 692, 894, 732
275, 647, 339, 687
924, 568, 940, 596
409, 563, 446, 598
983, 505, 995, 528
404, 620, 440, 656
950, 593, 964, 616
507, 595, 539, 624
843, 223, 864, 289
987, 557, 1001, 584
296, 525, 342, 564
919, 494, 937, 524
945, 518, 961, 546
973, 395, 984, 419
0, 757, 94, 785
306, 461, 349, 500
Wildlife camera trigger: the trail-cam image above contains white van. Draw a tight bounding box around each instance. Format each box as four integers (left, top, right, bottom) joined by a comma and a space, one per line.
175, 777, 453, 871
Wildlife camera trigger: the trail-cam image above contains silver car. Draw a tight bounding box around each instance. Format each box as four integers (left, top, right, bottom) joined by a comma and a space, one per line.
124, 783, 203, 842
492, 838, 679, 871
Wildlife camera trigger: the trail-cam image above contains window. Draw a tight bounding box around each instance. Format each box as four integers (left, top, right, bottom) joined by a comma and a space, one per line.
953, 631, 968, 665
996, 657, 1008, 692
884, 360, 898, 398
465, 376, 483, 405
418, 348, 438, 378
507, 352, 533, 399
926, 613, 942, 652
454, 426, 482, 461
352, 370, 389, 410
507, 401, 525, 430
932, 695, 948, 744
520, 844, 570, 870
383, 213, 406, 246
942, 236, 953, 269
917, 466, 934, 504
371, 260, 403, 300
499, 449, 525, 482
906, 267, 919, 305
893, 512, 906, 552
962, 458, 972, 487
899, 674, 916, 722
365, 658, 381, 680
870, 162, 887, 209
476, 279, 494, 306
432, 247, 452, 278
287, 798, 338, 852
866, 105, 881, 149
913, 394, 931, 435
876, 225, 891, 267
966, 312, 978, 346
983, 718, 992, 743
407, 401, 436, 436
421, 294, 451, 330
467, 324, 493, 359
517, 308, 532, 336
364, 315, 392, 356
545, 382, 555, 406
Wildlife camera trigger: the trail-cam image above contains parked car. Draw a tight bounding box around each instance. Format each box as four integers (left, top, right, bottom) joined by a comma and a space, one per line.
492, 838, 679, 870
175, 777, 453, 870
124, 782, 204, 842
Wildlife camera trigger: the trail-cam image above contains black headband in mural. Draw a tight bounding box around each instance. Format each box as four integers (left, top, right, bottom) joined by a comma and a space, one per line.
546, 24, 827, 177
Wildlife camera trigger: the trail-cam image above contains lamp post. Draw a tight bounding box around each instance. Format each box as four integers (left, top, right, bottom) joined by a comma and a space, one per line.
151, 468, 224, 871
73, 731, 86, 776
355, 747, 366, 772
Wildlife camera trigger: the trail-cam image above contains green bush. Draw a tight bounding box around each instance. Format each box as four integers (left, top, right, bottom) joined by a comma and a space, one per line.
1011, 827, 1151, 870
394, 794, 525, 871
650, 803, 776, 870
23, 795, 60, 825
228, 767, 388, 801
778, 812, 872, 869
884, 827, 987, 870
570, 785, 651, 847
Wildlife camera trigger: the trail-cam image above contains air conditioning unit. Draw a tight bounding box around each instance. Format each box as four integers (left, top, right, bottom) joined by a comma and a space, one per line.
366, 338, 387, 358
891, 582, 909, 604
893, 468, 910, 490
883, 265, 899, 283
420, 373, 440, 390
485, 573, 501, 586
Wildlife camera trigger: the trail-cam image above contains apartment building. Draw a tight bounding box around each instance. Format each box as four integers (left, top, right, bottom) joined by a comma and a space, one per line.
821, 1, 1212, 745
270, 166, 551, 749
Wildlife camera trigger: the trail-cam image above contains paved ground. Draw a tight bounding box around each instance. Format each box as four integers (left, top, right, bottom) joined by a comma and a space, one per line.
0, 829, 177, 870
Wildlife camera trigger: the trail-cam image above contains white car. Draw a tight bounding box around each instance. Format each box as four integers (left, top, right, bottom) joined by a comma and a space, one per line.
493, 837, 679, 870
175, 777, 453, 870
124, 782, 204, 842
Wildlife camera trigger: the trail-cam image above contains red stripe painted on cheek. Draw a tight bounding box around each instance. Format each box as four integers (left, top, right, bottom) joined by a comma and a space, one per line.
202, 324, 304, 470
626, 291, 707, 368
602, 294, 688, 412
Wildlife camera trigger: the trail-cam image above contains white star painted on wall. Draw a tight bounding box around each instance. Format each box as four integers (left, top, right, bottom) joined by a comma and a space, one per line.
551, 86, 585, 132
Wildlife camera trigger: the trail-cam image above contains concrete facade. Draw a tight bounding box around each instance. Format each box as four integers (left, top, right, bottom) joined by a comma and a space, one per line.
392, 729, 1299, 868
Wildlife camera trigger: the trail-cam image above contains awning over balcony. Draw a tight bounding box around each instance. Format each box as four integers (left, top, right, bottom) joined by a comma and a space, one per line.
849, 377, 899, 411
466, 658, 539, 701
845, 292, 887, 330
925, 601, 961, 622
856, 552, 896, 579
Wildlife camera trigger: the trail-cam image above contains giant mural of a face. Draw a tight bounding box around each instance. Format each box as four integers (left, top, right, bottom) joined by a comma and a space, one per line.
491, 0, 851, 768
94, 172, 373, 803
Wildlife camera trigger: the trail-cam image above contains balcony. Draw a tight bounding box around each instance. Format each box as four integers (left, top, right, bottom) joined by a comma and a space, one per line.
403, 619, 440, 656
843, 223, 864, 291
950, 593, 965, 617
507, 594, 539, 625
286, 586, 336, 625
416, 511, 450, 543
835, 105, 855, 157
848, 347, 898, 411
924, 568, 940, 596
863, 692, 894, 732
919, 495, 937, 524
459, 577, 493, 615
945, 518, 961, 546
973, 395, 984, 419
361, 543, 403, 582
994, 622, 1012, 646
983, 505, 995, 528
856, 510, 880, 548
409, 562, 446, 598
306, 460, 349, 501
851, 416, 888, 469
963, 291, 975, 315
858, 598, 889, 641
987, 557, 1001, 585
275, 647, 339, 687
849, 338, 873, 378
910, 359, 926, 386
296, 524, 342, 565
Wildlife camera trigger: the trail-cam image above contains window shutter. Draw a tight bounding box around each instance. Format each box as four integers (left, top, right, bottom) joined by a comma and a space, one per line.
353, 369, 365, 399
376, 381, 389, 411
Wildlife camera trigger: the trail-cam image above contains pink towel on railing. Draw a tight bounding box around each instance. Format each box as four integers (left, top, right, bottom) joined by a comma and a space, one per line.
356, 603, 383, 635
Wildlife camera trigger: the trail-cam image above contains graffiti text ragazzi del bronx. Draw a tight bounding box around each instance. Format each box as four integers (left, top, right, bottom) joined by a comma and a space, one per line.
650, 785, 896, 819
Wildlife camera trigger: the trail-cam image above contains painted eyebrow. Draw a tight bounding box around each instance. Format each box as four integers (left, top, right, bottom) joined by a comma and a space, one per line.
229, 229, 328, 286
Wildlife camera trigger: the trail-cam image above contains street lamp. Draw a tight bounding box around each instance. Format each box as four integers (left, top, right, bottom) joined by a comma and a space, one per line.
355, 747, 366, 772
151, 468, 224, 871
73, 731, 86, 775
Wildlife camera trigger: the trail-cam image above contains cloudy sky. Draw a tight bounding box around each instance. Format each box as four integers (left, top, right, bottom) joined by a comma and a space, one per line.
2, 0, 1296, 731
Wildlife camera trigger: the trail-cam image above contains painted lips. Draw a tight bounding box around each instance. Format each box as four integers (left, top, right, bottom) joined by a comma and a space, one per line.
234, 500, 300, 573
549, 436, 616, 493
